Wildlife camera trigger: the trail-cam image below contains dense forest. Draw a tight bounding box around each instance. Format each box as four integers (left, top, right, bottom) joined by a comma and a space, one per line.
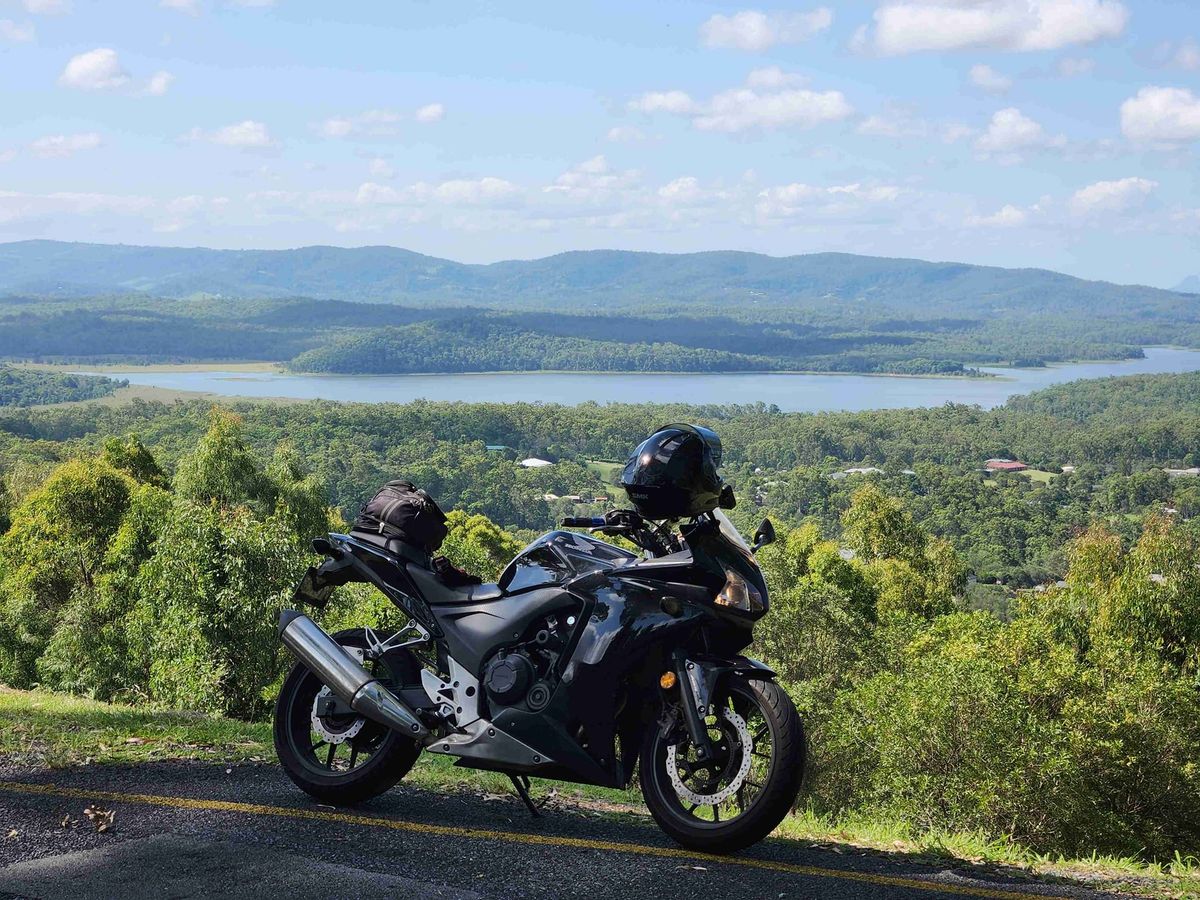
0, 365, 123, 407
2, 370, 1199, 591
4, 292, 1199, 376
0, 369, 1197, 860
2, 240, 1199, 375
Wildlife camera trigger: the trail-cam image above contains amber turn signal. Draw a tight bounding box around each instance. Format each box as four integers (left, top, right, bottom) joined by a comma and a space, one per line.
659, 671, 677, 690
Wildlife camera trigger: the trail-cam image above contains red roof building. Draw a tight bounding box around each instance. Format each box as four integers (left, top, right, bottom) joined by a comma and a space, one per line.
985, 459, 1028, 472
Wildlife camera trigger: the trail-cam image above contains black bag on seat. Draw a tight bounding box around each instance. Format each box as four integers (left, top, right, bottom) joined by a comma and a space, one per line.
352, 480, 448, 554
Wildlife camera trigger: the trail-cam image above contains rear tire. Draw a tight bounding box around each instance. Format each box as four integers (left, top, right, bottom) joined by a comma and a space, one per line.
640, 676, 805, 853
273, 629, 421, 805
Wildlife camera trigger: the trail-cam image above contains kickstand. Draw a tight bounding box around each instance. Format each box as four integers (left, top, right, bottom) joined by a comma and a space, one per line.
509, 774, 545, 818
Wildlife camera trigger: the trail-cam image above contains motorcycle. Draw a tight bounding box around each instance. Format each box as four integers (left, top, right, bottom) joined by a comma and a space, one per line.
274, 505, 805, 852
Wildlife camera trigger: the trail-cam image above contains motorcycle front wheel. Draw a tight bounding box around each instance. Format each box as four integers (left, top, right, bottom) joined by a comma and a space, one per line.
640, 675, 805, 853
273, 629, 421, 805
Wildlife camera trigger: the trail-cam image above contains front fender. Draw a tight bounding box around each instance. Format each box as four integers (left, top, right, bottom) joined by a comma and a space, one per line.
727, 655, 776, 679
683, 655, 777, 719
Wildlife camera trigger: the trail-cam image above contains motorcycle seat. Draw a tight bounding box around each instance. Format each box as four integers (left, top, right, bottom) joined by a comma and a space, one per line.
406, 563, 503, 605
347, 529, 433, 568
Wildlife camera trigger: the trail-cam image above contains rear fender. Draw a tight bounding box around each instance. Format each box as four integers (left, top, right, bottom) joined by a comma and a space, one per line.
295, 534, 442, 638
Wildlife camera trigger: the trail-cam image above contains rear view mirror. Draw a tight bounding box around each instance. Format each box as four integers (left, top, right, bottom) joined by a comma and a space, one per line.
752, 518, 776, 552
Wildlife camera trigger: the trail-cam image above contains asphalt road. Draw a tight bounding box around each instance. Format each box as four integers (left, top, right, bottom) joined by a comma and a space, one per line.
0, 761, 1118, 900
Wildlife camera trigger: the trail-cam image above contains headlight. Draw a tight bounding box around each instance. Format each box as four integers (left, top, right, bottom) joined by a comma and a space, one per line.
714, 567, 764, 612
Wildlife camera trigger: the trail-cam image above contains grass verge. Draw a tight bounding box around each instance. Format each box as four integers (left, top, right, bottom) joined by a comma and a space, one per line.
1, 686, 1197, 898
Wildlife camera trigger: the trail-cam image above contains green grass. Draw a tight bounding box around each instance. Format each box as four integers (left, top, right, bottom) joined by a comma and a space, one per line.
0, 687, 273, 766
584, 459, 623, 483
2, 686, 1196, 898
1019, 468, 1057, 484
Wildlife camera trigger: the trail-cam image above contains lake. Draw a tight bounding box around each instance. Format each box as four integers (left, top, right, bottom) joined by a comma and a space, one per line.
97, 347, 1200, 413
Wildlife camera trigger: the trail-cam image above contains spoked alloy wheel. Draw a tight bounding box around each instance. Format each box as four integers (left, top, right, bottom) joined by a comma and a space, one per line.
640, 676, 805, 853
273, 629, 420, 805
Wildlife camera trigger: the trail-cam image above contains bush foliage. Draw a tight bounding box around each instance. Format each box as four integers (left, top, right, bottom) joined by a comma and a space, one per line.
0, 413, 1198, 860
757, 491, 1200, 859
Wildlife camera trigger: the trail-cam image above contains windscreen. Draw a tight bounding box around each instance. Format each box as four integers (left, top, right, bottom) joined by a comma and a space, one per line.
713, 509, 752, 554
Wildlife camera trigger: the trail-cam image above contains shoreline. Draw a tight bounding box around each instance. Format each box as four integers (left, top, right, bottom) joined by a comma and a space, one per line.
16, 361, 1001, 382
13, 346, 1198, 384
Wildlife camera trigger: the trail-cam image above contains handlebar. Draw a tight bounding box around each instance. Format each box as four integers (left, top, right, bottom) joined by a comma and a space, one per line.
561, 516, 606, 528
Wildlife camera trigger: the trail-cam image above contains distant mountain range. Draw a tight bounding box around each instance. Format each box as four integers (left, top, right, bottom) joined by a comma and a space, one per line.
1175, 275, 1200, 294
0, 240, 1192, 316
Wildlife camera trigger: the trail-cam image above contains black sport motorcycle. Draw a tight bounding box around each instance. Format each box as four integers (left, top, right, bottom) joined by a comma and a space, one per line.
274, 506, 805, 852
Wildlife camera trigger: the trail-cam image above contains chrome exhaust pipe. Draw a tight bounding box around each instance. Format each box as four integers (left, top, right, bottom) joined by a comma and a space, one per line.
278, 610, 428, 738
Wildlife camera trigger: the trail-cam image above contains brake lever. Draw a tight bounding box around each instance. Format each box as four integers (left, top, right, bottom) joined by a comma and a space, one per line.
589, 525, 632, 536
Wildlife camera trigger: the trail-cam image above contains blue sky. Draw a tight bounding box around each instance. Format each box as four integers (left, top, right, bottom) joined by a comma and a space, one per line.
1, 0, 1198, 286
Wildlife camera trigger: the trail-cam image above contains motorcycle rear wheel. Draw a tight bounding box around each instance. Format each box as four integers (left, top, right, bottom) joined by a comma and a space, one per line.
273, 628, 421, 805
639, 675, 805, 853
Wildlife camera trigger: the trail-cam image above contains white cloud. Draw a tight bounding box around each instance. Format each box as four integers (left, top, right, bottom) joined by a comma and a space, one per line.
228, 0, 276, 6
606, 125, 646, 143
415, 103, 445, 123
320, 117, 354, 138
23, 0, 69, 13
431, 177, 517, 205
628, 90, 698, 115
969, 64, 1012, 93
1120, 86, 1200, 143
1175, 40, 1200, 71
319, 106, 440, 137
700, 8, 833, 52
974, 107, 1064, 159
544, 156, 641, 203
966, 204, 1028, 227
1069, 177, 1157, 215
29, 132, 102, 158
145, 70, 174, 96
657, 176, 705, 204
857, 111, 928, 138
0, 192, 153, 229
632, 72, 851, 133
745, 66, 806, 88
696, 86, 853, 132
756, 181, 902, 218
865, 0, 1128, 56
368, 158, 395, 179
0, 19, 34, 41
185, 120, 274, 149
1057, 56, 1094, 76
58, 48, 129, 91
160, 0, 200, 13
940, 122, 977, 143
0, 149, 18, 164
356, 176, 519, 207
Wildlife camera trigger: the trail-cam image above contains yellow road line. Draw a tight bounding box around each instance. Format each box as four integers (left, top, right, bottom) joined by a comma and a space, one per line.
0, 780, 1041, 899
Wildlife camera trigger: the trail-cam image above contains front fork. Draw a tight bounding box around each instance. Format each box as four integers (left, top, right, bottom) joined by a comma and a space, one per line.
673, 651, 718, 761
667, 653, 778, 761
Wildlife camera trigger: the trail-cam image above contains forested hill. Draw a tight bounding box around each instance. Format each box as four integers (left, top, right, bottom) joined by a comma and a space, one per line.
0, 239, 1192, 315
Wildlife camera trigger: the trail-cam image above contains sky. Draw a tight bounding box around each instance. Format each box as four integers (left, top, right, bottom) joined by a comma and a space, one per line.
1, 0, 1199, 287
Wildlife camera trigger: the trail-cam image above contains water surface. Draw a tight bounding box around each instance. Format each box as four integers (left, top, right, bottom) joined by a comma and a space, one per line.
98, 347, 1200, 413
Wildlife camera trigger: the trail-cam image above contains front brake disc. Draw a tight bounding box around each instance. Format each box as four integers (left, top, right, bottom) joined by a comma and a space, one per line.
665, 708, 753, 807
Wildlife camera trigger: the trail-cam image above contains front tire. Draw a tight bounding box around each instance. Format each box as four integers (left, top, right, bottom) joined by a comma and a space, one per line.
640, 676, 805, 853
273, 628, 421, 805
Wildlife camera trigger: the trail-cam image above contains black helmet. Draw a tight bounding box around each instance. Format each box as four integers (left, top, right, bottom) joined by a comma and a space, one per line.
621, 424, 728, 520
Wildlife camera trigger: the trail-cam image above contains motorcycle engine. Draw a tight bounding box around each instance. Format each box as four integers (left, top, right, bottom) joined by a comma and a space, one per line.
484, 652, 535, 706
482, 613, 570, 711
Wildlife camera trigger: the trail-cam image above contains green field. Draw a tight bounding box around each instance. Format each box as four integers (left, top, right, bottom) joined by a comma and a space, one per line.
584, 459, 623, 483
